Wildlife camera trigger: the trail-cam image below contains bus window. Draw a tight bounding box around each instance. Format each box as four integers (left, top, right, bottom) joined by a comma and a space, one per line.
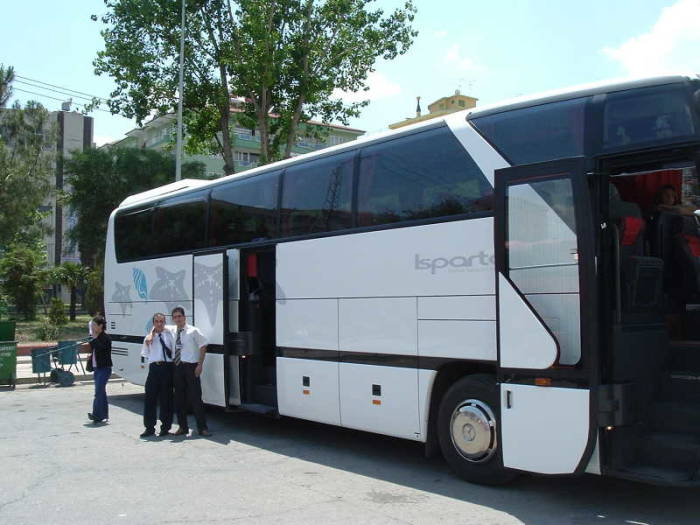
357, 125, 492, 227
507, 177, 581, 365
603, 85, 696, 149
115, 206, 153, 262
280, 152, 353, 236
209, 170, 280, 246
471, 97, 588, 165
153, 191, 208, 255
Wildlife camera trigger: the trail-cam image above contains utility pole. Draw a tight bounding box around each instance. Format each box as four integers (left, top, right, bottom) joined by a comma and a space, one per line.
175, 0, 186, 181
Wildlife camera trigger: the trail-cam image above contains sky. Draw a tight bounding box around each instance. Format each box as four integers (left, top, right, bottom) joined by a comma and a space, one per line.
2, 0, 700, 145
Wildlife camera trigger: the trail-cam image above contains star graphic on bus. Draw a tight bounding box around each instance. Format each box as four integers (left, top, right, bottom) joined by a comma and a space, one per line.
149, 267, 188, 312
111, 282, 133, 315
194, 262, 222, 325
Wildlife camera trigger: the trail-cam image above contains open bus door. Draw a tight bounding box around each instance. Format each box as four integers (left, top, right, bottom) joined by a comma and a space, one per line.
193, 252, 228, 407
494, 157, 599, 475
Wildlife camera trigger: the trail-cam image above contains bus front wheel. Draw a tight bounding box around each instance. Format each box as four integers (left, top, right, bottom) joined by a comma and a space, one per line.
437, 374, 517, 485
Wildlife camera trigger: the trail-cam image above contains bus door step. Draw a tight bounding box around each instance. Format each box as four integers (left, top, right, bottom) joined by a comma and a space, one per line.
240, 403, 279, 418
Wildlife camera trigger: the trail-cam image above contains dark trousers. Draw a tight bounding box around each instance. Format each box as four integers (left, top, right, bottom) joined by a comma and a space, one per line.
174, 362, 207, 432
143, 362, 174, 432
93, 367, 111, 421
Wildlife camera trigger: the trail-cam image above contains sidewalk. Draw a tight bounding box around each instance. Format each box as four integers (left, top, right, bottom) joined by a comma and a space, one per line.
13, 354, 120, 385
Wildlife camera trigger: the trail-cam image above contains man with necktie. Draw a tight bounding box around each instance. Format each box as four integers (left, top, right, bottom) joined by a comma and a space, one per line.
140, 313, 175, 438
169, 306, 211, 437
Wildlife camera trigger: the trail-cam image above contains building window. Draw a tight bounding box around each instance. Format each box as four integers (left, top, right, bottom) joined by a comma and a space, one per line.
329, 135, 346, 146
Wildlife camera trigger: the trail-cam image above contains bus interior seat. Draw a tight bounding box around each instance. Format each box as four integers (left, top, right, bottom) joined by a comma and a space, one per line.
609, 184, 664, 318
674, 216, 700, 297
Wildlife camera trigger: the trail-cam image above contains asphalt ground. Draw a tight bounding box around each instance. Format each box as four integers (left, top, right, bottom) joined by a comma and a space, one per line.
0, 381, 698, 525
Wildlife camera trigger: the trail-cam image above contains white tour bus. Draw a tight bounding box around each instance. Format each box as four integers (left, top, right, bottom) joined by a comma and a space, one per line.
105, 74, 700, 486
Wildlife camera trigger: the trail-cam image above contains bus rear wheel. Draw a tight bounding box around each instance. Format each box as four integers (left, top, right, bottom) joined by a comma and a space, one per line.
437, 374, 517, 485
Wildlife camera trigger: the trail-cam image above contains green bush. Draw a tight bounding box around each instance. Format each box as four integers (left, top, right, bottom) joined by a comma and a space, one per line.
48, 298, 67, 326
37, 318, 59, 341
0, 294, 7, 320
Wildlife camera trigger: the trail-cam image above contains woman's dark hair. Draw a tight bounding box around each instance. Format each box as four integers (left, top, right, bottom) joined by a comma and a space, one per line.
92, 315, 107, 332
654, 184, 680, 205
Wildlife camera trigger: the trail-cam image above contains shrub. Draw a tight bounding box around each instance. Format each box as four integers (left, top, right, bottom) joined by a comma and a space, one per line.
48, 298, 67, 326
37, 318, 59, 341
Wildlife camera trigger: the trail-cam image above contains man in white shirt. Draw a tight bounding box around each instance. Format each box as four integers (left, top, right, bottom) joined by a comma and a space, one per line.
169, 306, 211, 437
140, 313, 175, 438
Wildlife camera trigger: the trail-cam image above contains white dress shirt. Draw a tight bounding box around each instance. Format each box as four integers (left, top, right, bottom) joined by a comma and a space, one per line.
141, 330, 176, 363
165, 324, 208, 363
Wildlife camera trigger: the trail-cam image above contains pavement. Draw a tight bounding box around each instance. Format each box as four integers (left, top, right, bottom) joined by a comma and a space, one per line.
1, 382, 700, 524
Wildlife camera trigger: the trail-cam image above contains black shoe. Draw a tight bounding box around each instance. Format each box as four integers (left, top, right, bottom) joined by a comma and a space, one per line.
173, 427, 189, 436
199, 429, 212, 437
159, 429, 171, 437
140, 428, 156, 438
87, 413, 95, 421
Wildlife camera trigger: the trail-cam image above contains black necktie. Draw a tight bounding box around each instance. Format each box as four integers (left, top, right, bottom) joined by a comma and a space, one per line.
159, 333, 172, 361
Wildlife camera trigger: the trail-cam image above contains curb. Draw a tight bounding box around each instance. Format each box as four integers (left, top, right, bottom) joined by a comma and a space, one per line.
14, 374, 123, 386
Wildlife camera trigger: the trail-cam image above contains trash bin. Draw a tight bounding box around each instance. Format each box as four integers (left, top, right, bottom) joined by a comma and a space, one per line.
31, 347, 51, 374
0, 341, 17, 389
58, 340, 78, 366
0, 320, 15, 341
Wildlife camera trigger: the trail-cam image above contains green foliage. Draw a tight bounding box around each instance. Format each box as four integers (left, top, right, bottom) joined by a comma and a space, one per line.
0, 64, 15, 108
51, 262, 89, 321
0, 95, 55, 249
48, 298, 68, 326
37, 318, 60, 342
93, 0, 417, 170
0, 242, 48, 320
0, 294, 8, 320
84, 265, 104, 316
63, 147, 202, 267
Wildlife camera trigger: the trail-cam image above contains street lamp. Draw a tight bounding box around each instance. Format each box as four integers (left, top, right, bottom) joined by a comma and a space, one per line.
175, 0, 186, 181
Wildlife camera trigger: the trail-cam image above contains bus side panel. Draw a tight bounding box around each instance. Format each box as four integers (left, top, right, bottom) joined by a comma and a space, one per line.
500, 384, 590, 474
277, 357, 341, 425
339, 363, 421, 441
111, 342, 146, 386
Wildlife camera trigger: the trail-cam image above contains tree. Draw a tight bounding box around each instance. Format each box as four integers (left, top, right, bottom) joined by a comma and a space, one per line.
93, 0, 417, 169
0, 95, 55, 249
0, 64, 15, 107
52, 262, 89, 321
63, 146, 205, 267
0, 241, 48, 320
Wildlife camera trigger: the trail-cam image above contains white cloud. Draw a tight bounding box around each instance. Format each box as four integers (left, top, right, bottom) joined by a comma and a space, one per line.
333, 71, 401, 103
442, 44, 482, 72
603, 0, 700, 76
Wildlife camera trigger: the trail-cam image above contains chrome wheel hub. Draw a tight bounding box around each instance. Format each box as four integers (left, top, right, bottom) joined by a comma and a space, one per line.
449, 399, 497, 463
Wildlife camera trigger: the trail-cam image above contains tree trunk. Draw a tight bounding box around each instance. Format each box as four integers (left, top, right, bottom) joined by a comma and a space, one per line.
219, 106, 234, 174
69, 287, 77, 322
284, 95, 306, 159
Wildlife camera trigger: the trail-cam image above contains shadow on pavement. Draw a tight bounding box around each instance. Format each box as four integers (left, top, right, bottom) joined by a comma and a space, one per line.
109, 390, 700, 524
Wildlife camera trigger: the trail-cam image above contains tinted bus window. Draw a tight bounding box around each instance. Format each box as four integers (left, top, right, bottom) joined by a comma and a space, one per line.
280, 153, 353, 236
153, 191, 208, 254
471, 97, 588, 165
209, 170, 280, 246
115, 206, 153, 262
357, 125, 492, 227
603, 85, 696, 150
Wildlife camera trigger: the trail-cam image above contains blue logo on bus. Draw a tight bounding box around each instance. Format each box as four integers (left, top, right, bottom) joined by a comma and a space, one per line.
132, 268, 148, 300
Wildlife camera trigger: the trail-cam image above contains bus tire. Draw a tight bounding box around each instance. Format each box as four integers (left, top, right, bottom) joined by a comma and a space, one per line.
437, 374, 517, 485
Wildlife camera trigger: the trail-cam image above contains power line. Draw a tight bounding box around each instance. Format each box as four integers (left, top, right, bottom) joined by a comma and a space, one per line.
15, 74, 108, 102
12, 87, 114, 113
14, 79, 95, 103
